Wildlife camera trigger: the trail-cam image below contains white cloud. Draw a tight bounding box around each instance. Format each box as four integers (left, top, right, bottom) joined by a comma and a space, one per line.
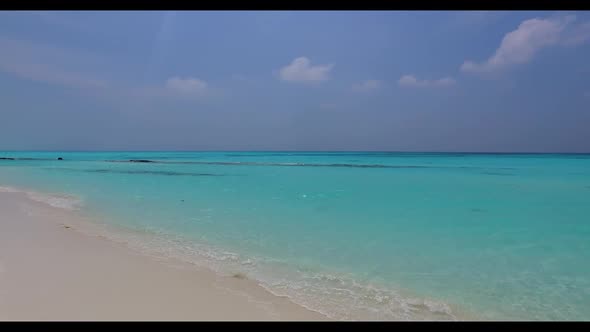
0, 60, 108, 89
0, 36, 212, 104
0, 36, 108, 89
165, 77, 208, 96
398, 75, 455, 88
128, 77, 210, 102
279, 57, 333, 82
352, 79, 382, 92
461, 15, 590, 74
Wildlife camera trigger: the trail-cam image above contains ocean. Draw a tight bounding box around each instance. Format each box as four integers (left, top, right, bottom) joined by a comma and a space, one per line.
1, 151, 589, 320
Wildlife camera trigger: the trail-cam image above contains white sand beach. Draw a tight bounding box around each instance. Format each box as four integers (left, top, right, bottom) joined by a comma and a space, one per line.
0, 190, 327, 321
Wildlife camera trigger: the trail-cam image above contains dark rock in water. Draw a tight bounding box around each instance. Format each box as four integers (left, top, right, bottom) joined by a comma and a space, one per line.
129, 159, 154, 163
232, 273, 247, 279
0, 157, 15, 160
57, 157, 63, 160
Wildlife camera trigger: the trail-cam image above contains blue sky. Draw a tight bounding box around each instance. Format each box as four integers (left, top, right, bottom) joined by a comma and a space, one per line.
1, 11, 589, 152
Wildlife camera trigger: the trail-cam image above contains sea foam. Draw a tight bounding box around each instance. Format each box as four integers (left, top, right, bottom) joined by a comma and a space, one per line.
0, 186, 82, 211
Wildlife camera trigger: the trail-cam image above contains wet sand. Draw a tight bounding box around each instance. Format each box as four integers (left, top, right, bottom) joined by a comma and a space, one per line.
0, 190, 327, 321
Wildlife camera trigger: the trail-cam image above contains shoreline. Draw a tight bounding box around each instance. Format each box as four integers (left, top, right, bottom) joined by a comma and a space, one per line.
0, 184, 473, 321
0, 189, 328, 321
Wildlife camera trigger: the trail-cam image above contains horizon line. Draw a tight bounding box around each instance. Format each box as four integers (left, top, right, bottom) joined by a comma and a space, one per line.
1, 150, 590, 154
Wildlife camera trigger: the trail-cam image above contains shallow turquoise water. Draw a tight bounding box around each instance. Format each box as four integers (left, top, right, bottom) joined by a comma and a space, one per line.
1, 152, 590, 320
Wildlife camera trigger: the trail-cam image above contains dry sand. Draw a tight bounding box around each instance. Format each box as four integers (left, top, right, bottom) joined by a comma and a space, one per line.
0, 190, 327, 321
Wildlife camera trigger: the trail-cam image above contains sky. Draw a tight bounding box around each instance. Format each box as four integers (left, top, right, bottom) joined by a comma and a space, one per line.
1, 11, 590, 152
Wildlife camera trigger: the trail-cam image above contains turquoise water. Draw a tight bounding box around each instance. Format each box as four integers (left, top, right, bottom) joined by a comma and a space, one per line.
1, 151, 590, 320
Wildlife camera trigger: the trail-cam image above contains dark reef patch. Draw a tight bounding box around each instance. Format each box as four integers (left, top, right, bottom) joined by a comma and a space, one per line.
85, 169, 222, 177
128, 159, 155, 163
104, 159, 521, 171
